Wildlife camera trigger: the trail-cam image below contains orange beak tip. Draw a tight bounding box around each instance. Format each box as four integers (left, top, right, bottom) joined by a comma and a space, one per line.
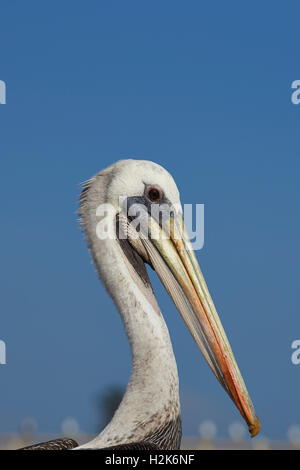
249, 417, 261, 438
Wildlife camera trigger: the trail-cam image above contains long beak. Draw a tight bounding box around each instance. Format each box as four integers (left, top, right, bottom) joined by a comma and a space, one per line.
140, 214, 260, 438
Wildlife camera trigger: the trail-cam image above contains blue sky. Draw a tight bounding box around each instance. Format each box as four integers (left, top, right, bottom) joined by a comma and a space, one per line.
0, 1, 299, 440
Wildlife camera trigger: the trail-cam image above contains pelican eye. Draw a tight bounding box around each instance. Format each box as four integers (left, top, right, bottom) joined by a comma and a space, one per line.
145, 185, 163, 203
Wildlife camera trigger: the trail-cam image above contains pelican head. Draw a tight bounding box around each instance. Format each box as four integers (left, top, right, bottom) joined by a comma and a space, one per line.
80, 159, 260, 439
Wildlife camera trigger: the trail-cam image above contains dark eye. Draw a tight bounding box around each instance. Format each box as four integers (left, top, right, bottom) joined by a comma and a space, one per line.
146, 185, 163, 203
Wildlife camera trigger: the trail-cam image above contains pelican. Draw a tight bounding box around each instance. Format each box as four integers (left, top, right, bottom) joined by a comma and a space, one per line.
21, 159, 260, 450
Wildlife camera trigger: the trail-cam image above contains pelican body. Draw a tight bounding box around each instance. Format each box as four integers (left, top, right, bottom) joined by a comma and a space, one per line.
21, 159, 260, 450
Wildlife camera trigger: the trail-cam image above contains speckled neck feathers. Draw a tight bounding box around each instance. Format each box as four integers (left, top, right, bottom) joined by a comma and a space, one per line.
78, 163, 181, 449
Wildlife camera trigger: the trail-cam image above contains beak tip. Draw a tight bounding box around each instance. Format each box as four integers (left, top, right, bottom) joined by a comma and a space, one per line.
249, 416, 261, 438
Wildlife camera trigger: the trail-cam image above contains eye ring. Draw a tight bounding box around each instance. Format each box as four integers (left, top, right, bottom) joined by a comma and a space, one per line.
145, 185, 163, 203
